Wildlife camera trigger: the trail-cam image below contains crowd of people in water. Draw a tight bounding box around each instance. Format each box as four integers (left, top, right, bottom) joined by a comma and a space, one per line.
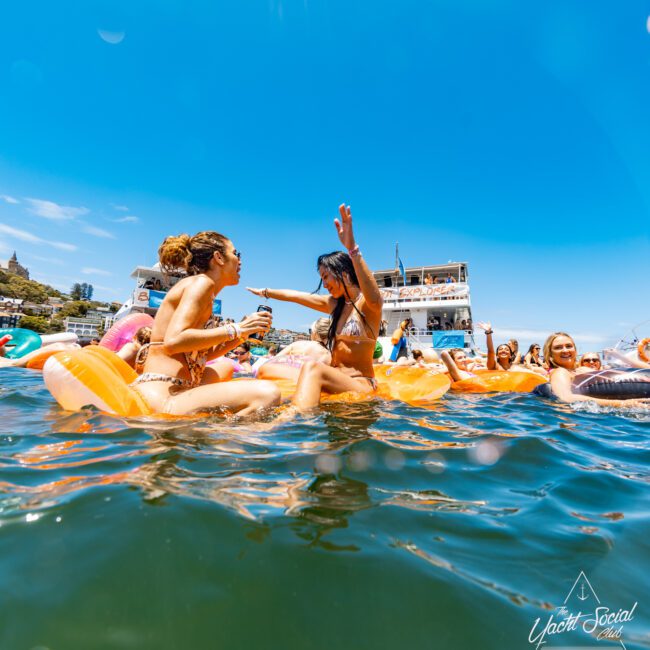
2, 203, 649, 414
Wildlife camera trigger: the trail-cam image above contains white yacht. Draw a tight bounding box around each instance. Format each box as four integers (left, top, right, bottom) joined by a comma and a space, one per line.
114, 263, 222, 320
372, 262, 475, 356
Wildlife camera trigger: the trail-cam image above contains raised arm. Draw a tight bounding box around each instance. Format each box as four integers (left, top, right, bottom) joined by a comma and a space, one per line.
335, 204, 383, 312
477, 321, 496, 370
247, 287, 334, 314
441, 351, 464, 382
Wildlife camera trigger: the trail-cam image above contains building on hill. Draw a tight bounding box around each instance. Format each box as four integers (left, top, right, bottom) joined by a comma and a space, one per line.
0, 312, 20, 329
0, 297, 24, 313
0, 251, 29, 280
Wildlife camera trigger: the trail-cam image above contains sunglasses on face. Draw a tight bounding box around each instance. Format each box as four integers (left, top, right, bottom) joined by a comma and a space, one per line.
233, 250, 241, 260
234, 350, 247, 355
582, 358, 600, 363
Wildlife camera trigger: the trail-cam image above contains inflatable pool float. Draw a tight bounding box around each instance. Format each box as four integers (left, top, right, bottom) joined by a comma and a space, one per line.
25, 343, 78, 370
41, 332, 78, 346
0, 328, 42, 359
43, 346, 152, 416
573, 368, 650, 400
43, 353, 451, 417
451, 370, 548, 393
99, 313, 154, 352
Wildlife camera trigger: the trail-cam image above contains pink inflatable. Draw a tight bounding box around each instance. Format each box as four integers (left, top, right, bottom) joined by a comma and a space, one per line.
99, 313, 154, 352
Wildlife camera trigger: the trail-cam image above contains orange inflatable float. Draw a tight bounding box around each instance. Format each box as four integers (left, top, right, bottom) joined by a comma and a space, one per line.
262, 364, 450, 408
451, 369, 548, 393
25, 344, 73, 370
43, 347, 152, 417
43, 352, 451, 417
638, 338, 650, 363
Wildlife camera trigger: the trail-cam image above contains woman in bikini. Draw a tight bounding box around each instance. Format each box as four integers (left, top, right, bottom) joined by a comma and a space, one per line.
131, 231, 281, 416
247, 203, 383, 409
544, 332, 649, 407
478, 321, 546, 376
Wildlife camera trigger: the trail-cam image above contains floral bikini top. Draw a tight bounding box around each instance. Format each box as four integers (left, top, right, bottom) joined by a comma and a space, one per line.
136, 314, 218, 388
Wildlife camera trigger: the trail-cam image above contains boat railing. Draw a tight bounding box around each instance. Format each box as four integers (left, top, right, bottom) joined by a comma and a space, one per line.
379, 282, 469, 303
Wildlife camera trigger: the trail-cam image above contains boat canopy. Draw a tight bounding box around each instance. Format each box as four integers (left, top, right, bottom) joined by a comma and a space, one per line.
372, 262, 468, 287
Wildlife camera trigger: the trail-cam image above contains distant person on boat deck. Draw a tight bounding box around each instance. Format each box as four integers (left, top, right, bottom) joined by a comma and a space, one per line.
424, 273, 433, 285
389, 317, 412, 362
445, 273, 455, 284
433, 276, 442, 284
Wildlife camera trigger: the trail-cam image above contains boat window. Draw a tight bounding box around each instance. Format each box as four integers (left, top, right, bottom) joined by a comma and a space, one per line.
383, 276, 392, 287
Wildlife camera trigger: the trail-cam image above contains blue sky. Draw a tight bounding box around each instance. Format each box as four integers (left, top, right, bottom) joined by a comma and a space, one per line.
1, 0, 649, 351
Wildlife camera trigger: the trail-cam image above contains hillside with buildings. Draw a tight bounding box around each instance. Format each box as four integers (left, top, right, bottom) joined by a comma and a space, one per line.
0, 251, 119, 343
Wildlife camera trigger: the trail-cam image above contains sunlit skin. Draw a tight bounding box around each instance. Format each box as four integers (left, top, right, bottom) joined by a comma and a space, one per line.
547, 333, 649, 408
549, 335, 577, 370
578, 353, 602, 372
132, 237, 281, 416
247, 204, 383, 410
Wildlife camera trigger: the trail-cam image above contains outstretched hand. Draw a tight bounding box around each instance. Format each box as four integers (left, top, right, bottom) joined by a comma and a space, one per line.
334, 204, 356, 251
246, 287, 265, 298
477, 321, 492, 333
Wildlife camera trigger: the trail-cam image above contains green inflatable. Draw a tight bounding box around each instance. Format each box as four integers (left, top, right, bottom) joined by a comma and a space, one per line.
0, 328, 42, 359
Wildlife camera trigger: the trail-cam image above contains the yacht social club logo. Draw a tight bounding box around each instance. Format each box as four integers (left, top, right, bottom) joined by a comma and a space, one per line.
528, 571, 637, 649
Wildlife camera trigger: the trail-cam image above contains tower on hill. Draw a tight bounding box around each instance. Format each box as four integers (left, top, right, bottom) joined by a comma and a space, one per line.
0, 251, 30, 279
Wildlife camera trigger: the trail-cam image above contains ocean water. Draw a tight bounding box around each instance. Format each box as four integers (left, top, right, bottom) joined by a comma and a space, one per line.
1, 368, 649, 650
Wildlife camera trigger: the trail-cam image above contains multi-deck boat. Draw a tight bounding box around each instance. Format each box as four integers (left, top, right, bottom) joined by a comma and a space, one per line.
372, 262, 476, 356
114, 263, 222, 320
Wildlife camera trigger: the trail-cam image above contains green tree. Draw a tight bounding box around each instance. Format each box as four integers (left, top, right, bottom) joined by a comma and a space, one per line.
18, 315, 51, 334
70, 283, 83, 300
85, 284, 94, 301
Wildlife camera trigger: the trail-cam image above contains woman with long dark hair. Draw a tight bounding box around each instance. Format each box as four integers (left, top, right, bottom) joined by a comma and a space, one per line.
247, 204, 383, 409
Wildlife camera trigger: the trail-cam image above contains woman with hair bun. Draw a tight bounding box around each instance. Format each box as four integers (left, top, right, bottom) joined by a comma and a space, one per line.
248, 204, 383, 409
131, 231, 280, 416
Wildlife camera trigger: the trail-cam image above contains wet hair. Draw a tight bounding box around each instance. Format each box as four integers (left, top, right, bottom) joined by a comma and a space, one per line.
134, 326, 151, 346
268, 345, 278, 355
412, 349, 423, 360
310, 317, 331, 345
543, 332, 576, 369
316, 251, 374, 350
158, 231, 228, 275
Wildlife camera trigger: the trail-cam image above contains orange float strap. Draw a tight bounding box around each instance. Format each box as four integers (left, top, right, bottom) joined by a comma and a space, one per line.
451, 370, 547, 393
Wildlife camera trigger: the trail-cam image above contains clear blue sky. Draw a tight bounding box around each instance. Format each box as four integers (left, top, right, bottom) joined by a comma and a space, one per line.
1, 1, 648, 351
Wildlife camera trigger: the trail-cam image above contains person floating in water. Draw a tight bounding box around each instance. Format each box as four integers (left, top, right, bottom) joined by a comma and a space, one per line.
248, 203, 383, 409
130, 230, 280, 416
